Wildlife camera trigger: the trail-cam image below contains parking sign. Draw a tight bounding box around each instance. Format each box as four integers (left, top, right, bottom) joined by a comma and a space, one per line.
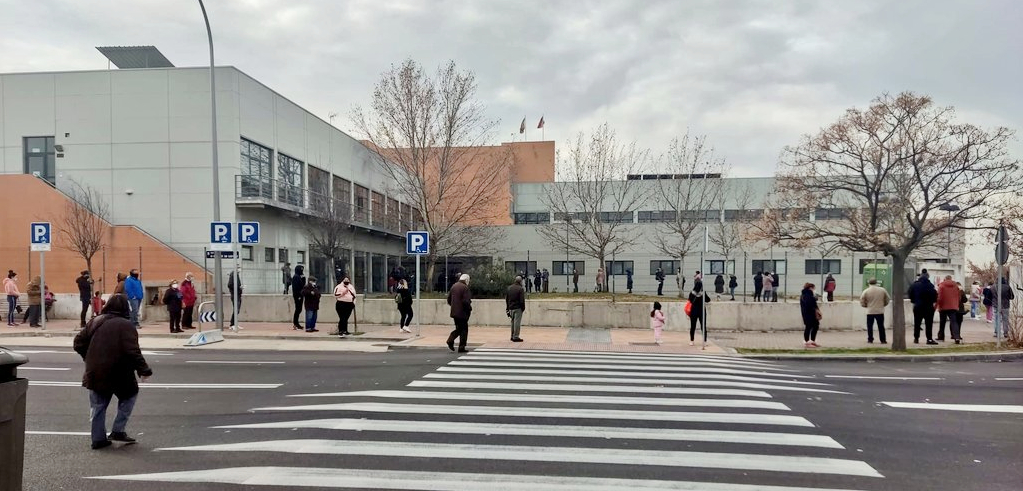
406, 231, 429, 255
238, 222, 260, 244
30, 222, 52, 252
210, 221, 233, 251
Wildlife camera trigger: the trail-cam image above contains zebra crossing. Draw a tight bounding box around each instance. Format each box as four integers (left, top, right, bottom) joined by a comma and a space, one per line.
91, 347, 884, 490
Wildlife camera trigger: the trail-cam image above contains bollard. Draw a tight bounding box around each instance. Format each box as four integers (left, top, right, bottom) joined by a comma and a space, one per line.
0, 346, 29, 491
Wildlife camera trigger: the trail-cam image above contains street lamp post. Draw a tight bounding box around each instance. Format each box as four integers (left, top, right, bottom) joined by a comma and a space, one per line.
198, 0, 224, 330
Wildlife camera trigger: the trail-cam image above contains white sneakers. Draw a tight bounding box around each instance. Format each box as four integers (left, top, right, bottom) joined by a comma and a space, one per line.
400, 326, 412, 333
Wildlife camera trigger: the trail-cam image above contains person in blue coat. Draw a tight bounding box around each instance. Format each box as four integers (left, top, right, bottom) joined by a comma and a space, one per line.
124, 269, 144, 329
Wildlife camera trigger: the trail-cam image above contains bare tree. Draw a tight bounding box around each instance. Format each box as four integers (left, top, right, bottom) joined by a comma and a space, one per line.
301, 194, 352, 286
771, 92, 1021, 351
352, 59, 510, 290
709, 181, 758, 275
538, 124, 650, 278
60, 180, 110, 274
651, 133, 728, 276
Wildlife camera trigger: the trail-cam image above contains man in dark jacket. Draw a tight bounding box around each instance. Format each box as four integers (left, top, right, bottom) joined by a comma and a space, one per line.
909, 274, 938, 344
506, 276, 526, 342
446, 274, 472, 352
572, 269, 579, 293
291, 265, 306, 330
995, 277, 1015, 339
771, 272, 781, 302
73, 295, 152, 450
76, 270, 93, 328
228, 266, 243, 328
753, 272, 763, 302
655, 268, 665, 296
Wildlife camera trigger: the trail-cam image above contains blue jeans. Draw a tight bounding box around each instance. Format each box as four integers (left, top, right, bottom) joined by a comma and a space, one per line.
7, 295, 16, 324
89, 390, 136, 444
970, 301, 979, 318
128, 298, 141, 327
995, 307, 1010, 337
305, 309, 318, 331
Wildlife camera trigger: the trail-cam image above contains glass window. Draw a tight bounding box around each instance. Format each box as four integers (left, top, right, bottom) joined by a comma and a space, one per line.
806, 259, 842, 274
552, 261, 585, 275
241, 245, 254, 261
279, 248, 289, 263
706, 260, 735, 275
513, 213, 550, 224
308, 165, 330, 212
814, 208, 847, 221
599, 211, 633, 223
604, 260, 634, 276
354, 185, 369, 223
752, 259, 787, 275
649, 260, 680, 275
505, 261, 538, 275
297, 250, 306, 265
264, 247, 275, 263
637, 211, 676, 223
23, 136, 56, 185
277, 153, 304, 206
371, 191, 385, 226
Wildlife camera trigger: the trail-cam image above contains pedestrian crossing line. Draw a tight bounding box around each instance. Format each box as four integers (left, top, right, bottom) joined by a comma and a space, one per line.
89, 466, 875, 490
437, 367, 828, 386
458, 355, 798, 371
407, 380, 775, 398
29, 381, 281, 389
215, 418, 843, 448
422, 373, 849, 394
881, 402, 1023, 414
450, 360, 816, 378
17, 367, 70, 371
475, 348, 779, 365
250, 402, 815, 427
153, 440, 883, 478
285, 390, 792, 410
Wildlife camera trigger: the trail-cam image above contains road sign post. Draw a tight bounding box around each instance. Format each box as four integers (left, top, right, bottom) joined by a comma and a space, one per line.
230, 222, 260, 332
406, 231, 430, 338
210, 221, 232, 331
30, 223, 51, 332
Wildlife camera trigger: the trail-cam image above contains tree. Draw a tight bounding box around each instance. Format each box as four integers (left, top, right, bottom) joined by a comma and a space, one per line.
966, 260, 999, 286
538, 124, 650, 281
301, 194, 352, 286
60, 180, 110, 274
352, 59, 510, 291
709, 181, 758, 277
772, 92, 1021, 351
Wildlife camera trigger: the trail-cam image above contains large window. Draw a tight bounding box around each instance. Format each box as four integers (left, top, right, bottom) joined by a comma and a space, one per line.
371, 191, 386, 227
354, 185, 369, 222
806, 259, 842, 275
308, 165, 330, 212
513, 213, 550, 224
553, 261, 586, 275
264, 247, 275, 263
240, 138, 272, 198
277, 153, 304, 206
24, 136, 56, 185
649, 260, 680, 275
241, 245, 254, 261
279, 248, 289, 264
599, 211, 633, 223
752, 259, 787, 275
724, 209, 764, 221
637, 211, 676, 223
706, 260, 735, 275
505, 261, 538, 276
814, 208, 847, 221
605, 260, 635, 276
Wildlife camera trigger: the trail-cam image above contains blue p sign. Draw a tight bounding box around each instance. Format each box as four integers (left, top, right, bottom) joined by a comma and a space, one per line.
238, 222, 260, 244
30, 222, 51, 244
406, 231, 429, 255
210, 222, 232, 243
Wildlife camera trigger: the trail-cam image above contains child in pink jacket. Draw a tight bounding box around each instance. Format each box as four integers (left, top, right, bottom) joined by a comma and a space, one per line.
651, 301, 665, 345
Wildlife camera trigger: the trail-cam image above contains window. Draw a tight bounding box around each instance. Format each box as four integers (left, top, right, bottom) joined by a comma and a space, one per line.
24, 136, 56, 185
752, 259, 787, 275
297, 250, 306, 264
649, 260, 681, 275
555, 212, 593, 223
241, 245, 254, 261
513, 213, 550, 224
371, 191, 386, 226
637, 211, 677, 223
505, 261, 538, 275
354, 185, 369, 222
805, 259, 842, 275
814, 208, 847, 221
265, 247, 275, 263
240, 138, 273, 198
604, 260, 634, 276
552, 261, 586, 275
308, 165, 330, 212
279, 248, 289, 263
706, 260, 735, 275
277, 153, 304, 206
599, 211, 633, 223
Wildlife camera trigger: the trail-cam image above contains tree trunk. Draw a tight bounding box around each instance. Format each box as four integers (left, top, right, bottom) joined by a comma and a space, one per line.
425, 260, 437, 293
890, 254, 908, 351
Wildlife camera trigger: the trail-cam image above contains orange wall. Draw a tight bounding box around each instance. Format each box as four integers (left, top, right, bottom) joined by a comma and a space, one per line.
0, 175, 205, 294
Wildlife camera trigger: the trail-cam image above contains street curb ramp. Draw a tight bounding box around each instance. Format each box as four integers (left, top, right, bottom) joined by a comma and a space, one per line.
183, 330, 225, 347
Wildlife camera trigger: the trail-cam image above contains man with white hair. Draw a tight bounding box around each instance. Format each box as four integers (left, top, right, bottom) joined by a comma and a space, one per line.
446, 274, 473, 352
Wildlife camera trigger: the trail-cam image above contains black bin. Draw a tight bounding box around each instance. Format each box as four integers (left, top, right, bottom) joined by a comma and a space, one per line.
0, 347, 28, 491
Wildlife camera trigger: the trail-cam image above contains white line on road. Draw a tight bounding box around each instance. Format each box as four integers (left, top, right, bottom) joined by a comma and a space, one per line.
825, 375, 944, 380
995, 378, 1023, 381
881, 402, 1023, 414
185, 361, 286, 365
89, 466, 875, 490
26, 431, 90, 436
463, 354, 791, 370
154, 441, 882, 477
215, 418, 840, 448
475, 348, 778, 364
450, 360, 813, 378
4, 350, 75, 354
408, 380, 774, 398
18, 367, 70, 371
286, 390, 791, 410
29, 381, 281, 389
438, 366, 827, 386
251, 402, 814, 427
422, 373, 848, 394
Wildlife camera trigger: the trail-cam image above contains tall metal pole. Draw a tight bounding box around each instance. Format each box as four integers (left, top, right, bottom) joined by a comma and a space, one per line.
199, 0, 224, 331
40, 251, 46, 332
415, 254, 421, 337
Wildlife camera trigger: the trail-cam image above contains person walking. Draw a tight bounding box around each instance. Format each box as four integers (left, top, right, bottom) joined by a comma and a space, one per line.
180, 273, 197, 330
969, 281, 982, 319
675, 268, 684, 298
291, 265, 306, 330
824, 274, 836, 302
800, 283, 821, 348
446, 274, 472, 352
227, 266, 243, 328
162, 281, 183, 333
753, 272, 764, 302
505, 276, 526, 342
124, 269, 144, 329
728, 274, 738, 301
572, 269, 579, 293
112, 272, 126, 295
626, 268, 634, 294
909, 273, 938, 344
771, 272, 780, 302
541, 268, 550, 293
396, 278, 413, 333
956, 282, 969, 336
73, 295, 152, 450
595, 268, 605, 293
651, 301, 665, 345
333, 276, 356, 338
26, 276, 42, 327
302, 276, 321, 332
983, 282, 995, 324
713, 274, 725, 300
76, 270, 94, 328
687, 284, 710, 347
860, 278, 890, 344
655, 267, 665, 296
91, 291, 105, 320
281, 262, 292, 295
936, 275, 961, 343
5, 270, 20, 326
995, 277, 1015, 339
534, 270, 543, 295
762, 272, 774, 303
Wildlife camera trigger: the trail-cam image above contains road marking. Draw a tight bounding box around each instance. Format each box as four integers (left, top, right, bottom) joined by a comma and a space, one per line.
5, 350, 75, 354
450, 360, 813, 377
408, 380, 774, 398
251, 402, 814, 426
185, 361, 286, 365
422, 373, 848, 394
89, 466, 875, 490
881, 402, 1023, 414
29, 381, 281, 389
216, 418, 841, 448
437, 366, 827, 386
475, 348, 778, 364
18, 367, 70, 371
459, 355, 796, 371
995, 378, 1023, 381
154, 440, 882, 477
286, 390, 791, 410
141, 351, 174, 356
26, 431, 90, 436
825, 375, 943, 380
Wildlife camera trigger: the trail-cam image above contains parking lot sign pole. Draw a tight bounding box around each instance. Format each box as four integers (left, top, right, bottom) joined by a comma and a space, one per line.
30, 223, 51, 332
407, 231, 428, 338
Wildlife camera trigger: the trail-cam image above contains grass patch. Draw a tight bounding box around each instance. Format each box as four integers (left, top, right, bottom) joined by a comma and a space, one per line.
736, 342, 1019, 355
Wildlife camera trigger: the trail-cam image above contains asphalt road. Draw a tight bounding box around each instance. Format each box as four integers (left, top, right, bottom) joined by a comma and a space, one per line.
12, 345, 1023, 491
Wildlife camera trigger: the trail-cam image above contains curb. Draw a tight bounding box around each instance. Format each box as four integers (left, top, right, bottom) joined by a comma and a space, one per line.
0, 331, 409, 343
738, 351, 1023, 362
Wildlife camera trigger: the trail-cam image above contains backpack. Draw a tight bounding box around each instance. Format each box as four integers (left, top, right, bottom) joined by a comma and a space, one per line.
394, 292, 402, 304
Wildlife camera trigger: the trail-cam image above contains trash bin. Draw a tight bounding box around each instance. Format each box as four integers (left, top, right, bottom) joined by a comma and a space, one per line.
0, 346, 29, 491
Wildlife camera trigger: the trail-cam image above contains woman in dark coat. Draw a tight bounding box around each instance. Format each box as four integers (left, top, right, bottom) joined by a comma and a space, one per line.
396, 279, 414, 333
800, 283, 821, 348
73, 294, 152, 449
163, 280, 183, 333
714, 274, 725, 299
687, 284, 711, 347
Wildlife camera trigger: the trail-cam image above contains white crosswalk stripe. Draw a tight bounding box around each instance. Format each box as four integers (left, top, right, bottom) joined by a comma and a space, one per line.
92, 349, 883, 490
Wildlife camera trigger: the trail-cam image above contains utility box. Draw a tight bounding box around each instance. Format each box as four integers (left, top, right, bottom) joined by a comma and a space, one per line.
863, 263, 893, 294
0, 346, 29, 491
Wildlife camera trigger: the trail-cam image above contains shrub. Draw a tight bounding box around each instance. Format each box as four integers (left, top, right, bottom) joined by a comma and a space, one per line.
467, 262, 517, 299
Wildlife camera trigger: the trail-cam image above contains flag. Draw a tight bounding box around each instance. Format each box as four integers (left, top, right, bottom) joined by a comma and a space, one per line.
519, 117, 526, 134
537, 116, 545, 129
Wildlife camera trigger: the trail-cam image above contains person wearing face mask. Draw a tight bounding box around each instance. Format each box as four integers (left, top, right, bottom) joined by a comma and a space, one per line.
302, 276, 322, 332
180, 273, 197, 329
162, 281, 183, 333
5, 270, 21, 327
333, 277, 356, 338
124, 269, 144, 329
76, 270, 94, 329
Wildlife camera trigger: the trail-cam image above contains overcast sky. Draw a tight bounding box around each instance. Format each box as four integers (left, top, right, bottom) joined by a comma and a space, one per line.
1, 0, 1021, 178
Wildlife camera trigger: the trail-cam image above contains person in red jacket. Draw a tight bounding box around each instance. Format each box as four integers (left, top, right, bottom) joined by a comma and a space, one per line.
179, 272, 198, 329
935, 275, 962, 343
